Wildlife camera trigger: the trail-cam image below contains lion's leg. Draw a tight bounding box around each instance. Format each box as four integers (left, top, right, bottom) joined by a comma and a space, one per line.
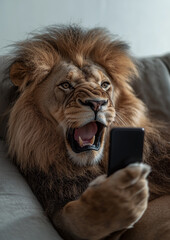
120, 195, 170, 240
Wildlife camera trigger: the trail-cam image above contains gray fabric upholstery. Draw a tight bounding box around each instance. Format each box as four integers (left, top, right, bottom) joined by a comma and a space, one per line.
0, 56, 16, 140
0, 54, 170, 240
133, 55, 170, 121
0, 140, 62, 240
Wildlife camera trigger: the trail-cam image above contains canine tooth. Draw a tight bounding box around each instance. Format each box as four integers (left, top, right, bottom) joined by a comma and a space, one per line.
79, 136, 84, 147
90, 136, 95, 145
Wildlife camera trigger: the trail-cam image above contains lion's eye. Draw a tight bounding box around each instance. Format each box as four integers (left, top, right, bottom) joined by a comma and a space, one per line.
101, 81, 110, 89
59, 82, 72, 89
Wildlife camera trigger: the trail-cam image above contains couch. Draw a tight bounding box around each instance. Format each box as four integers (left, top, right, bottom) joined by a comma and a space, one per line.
0, 54, 170, 240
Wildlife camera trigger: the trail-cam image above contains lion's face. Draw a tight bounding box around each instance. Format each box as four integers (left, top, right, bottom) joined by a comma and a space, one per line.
36, 61, 115, 166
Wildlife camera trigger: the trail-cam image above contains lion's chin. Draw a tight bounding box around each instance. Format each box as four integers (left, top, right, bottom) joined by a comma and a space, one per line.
67, 144, 104, 167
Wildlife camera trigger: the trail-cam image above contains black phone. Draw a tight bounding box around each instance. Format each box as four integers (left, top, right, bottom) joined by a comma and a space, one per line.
108, 128, 144, 177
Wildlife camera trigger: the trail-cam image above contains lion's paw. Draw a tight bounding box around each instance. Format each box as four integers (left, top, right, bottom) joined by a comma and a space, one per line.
83, 163, 151, 232
112, 163, 151, 228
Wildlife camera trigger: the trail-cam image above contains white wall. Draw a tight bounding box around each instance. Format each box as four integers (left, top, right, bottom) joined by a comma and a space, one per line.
1, 0, 170, 57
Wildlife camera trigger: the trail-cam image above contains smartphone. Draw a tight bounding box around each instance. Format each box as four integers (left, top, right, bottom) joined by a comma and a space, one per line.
108, 128, 144, 177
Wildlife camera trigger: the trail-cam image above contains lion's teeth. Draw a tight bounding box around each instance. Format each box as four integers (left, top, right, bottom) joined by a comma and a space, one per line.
79, 136, 84, 147
90, 135, 95, 145
78, 135, 95, 147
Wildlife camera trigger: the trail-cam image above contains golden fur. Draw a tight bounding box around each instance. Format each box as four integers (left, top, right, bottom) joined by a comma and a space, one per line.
6, 25, 170, 239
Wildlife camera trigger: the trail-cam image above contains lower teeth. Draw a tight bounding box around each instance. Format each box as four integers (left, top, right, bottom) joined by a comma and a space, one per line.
78, 135, 95, 147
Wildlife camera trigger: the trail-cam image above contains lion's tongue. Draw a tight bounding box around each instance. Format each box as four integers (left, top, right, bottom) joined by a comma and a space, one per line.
74, 122, 98, 147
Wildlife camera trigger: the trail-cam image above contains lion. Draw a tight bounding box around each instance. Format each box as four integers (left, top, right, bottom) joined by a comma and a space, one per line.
6, 25, 170, 240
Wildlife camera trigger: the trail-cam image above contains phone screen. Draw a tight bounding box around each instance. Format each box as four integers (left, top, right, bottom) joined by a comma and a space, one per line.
108, 128, 144, 177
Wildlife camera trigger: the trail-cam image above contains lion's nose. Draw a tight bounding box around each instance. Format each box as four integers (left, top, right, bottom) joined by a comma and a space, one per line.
79, 99, 108, 112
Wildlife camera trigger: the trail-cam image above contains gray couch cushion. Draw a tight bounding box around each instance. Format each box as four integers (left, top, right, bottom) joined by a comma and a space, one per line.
133, 55, 170, 121
0, 140, 62, 240
0, 56, 17, 140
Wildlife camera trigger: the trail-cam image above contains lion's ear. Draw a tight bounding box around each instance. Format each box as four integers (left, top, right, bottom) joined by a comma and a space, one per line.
10, 61, 29, 88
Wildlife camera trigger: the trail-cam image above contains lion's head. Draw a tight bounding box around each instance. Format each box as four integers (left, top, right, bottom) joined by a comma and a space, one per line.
8, 25, 146, 170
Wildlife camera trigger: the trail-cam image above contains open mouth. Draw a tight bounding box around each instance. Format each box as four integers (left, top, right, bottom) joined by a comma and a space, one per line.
67, 121, 105, 153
